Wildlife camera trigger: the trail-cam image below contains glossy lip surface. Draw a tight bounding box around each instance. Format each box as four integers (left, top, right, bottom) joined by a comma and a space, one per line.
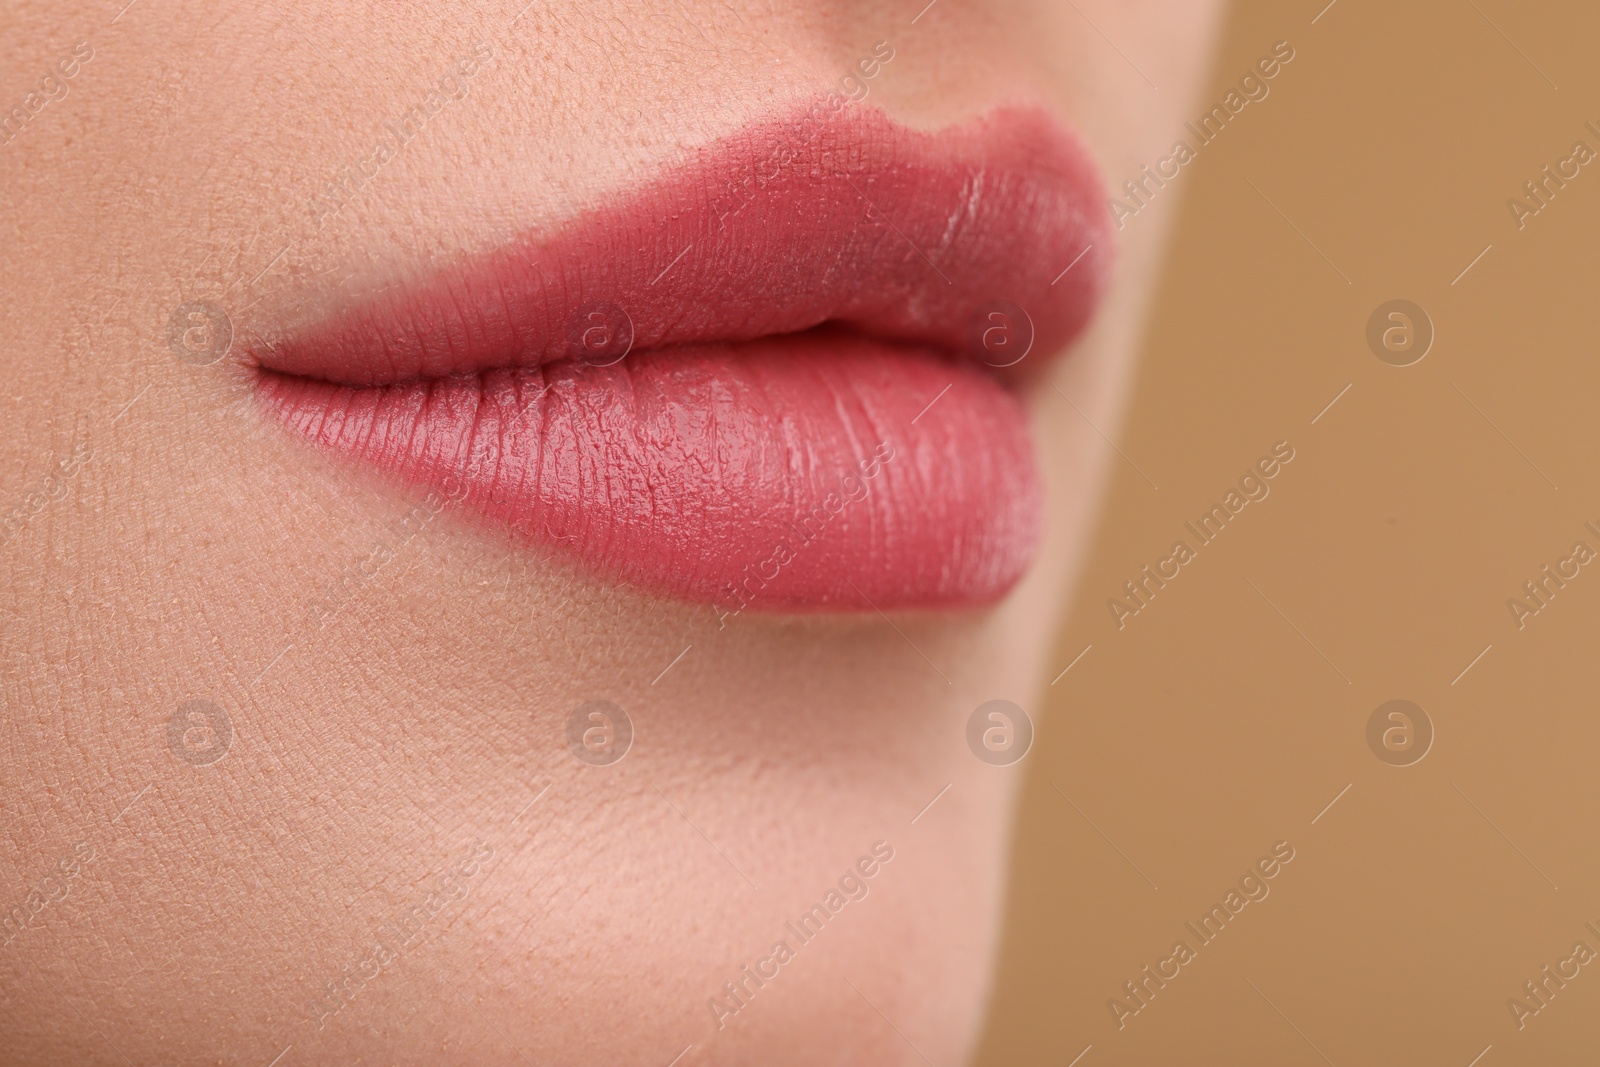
254, 102, 1113, 612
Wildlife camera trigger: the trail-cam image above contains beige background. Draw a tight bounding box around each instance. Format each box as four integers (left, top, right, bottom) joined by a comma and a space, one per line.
978, 0, 1600, 1063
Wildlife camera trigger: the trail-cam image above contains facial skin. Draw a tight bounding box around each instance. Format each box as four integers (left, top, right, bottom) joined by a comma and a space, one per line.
0, 2, 1224, 1064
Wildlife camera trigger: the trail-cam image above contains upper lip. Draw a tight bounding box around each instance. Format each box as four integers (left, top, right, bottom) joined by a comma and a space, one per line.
248, 101, 1113, 388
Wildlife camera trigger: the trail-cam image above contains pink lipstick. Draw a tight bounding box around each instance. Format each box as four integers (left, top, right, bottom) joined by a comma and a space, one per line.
254, 103, 1112, 612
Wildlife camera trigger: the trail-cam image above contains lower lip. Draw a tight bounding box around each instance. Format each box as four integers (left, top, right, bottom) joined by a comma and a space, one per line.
258, 330, 1042, 613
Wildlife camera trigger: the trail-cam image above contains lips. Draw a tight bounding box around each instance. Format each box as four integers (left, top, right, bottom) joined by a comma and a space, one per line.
253, 102, 1112, 612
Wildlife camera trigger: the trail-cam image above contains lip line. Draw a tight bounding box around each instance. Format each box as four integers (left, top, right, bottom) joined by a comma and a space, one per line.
253, 323, 1012, 393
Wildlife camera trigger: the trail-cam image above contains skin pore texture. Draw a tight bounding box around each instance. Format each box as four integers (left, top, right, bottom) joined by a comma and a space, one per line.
0, 2, 1223, 1064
